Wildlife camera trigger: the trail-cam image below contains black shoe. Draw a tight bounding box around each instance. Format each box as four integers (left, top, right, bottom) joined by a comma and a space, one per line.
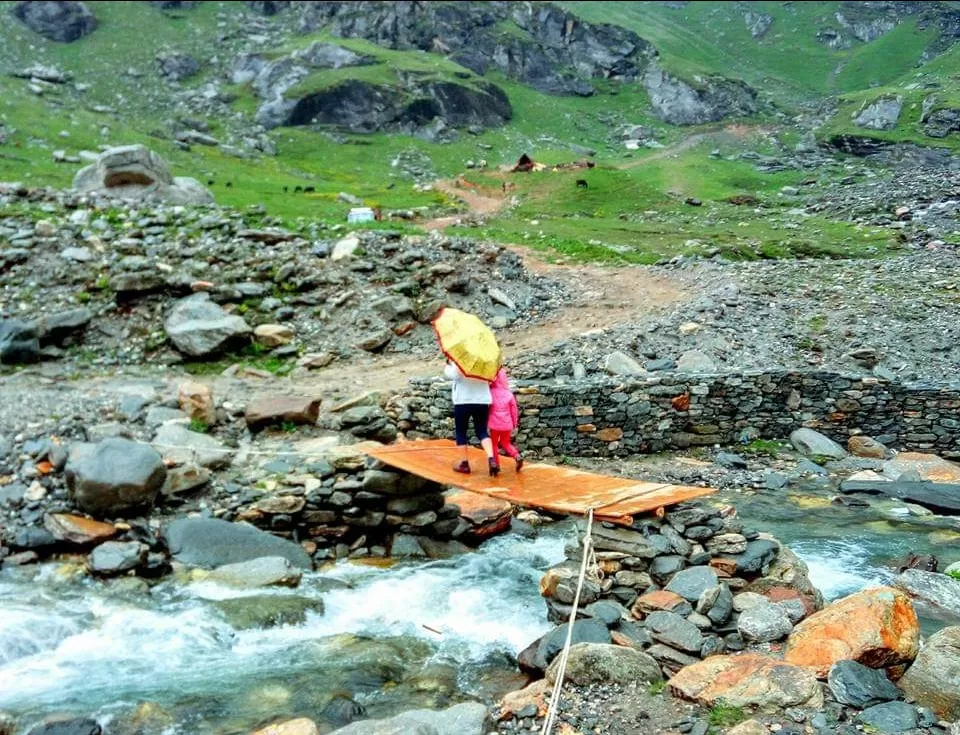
515, 456, 524, 473
488, 458, 501, 477
454, 460, 471, 474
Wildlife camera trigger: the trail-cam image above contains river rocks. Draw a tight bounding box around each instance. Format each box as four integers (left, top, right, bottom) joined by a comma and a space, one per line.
208, 556, 302, 588
665, 566, 718, 602
898, 626, 960, 719
545, 643, 661, 686
34, 308, 92, 347
854, 96, 903, 131
327, 702, 490, 735
0, 318, 40, 364
669, 654, 822, 709
65, 438, 167, 517
163, 517, 313, 569
88, 540, 148, 575
245, 396, 322, 431
784, 587, 919, 677
444, 489, 511, 541
518, 619, 611, 676
828, 659, 902, 708
737, 600, 793, 643
644, 611, 704, 654
161, 463, 210, 496
25, 718, 102, 735
153, 422, 233, 469
43, 513, 116, 545
895, 568, 960, 617
72, 145, 213, 205
164, 293, 251, 357
214, 594, 324, 630
252, 719, 319, 735
790, 428, 847, 459
177, 381, 215, 425
11, 1, 97, 42
857, 702, 919, 733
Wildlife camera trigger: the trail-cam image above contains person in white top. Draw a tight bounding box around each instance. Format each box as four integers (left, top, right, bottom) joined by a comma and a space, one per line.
443, 360, 498, 476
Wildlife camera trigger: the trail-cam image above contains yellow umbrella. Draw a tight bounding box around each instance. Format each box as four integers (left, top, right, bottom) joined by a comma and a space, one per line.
432, 307, 501, 381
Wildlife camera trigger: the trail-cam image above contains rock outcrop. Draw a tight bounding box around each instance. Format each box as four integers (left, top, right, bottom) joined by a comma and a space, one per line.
854, 96, 903, 131
72, 145, 214, 205
11, 1, 97, 42
163, 293, 252, 357
643, 62, 757, 126
898, 626, 960, 719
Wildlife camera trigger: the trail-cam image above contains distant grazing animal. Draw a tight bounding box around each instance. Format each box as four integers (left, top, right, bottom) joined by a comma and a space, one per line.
303, 186, 315, 193
283, 186, 288, 193
576, 179, 588, 189
206, 179, 214, 186
294, 185, 303, 193
225, 181, 233, 188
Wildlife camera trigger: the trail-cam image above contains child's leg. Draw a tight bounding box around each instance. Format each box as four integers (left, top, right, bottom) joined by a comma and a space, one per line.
500, 434, 521, 460
490, 430, 506, 465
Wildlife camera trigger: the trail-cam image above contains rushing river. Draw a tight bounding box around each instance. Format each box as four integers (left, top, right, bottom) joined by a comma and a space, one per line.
0, 499, 949, 734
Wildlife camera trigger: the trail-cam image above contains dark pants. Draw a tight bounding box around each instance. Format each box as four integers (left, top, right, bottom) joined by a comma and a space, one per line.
454, 404, 490, 445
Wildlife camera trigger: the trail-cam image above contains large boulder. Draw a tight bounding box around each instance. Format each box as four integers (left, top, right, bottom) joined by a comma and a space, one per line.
164, 293, 251, 357
0, 318, 40, 365
11, 1, 96, 42
895, 568, 960, 618
854, 96, 903, 131
157, 51, 200, 81
828, 659, 902, 708
669, 654, 823, 709
326, 702, 490, 735
25, 718, 102, 735
152, 422, 234, 469
643, 62, 757, 126
517, 619, 611, 676
789, 428, 847, 459
898, 626, 960, 719
72, 144, 213, 205
784, 587, 919, 677
163, 517, 313, 569
545, 643, 661, 686
65, 438, 167, 518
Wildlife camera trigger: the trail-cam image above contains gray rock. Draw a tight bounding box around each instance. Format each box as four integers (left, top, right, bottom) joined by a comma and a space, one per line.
0, 318, 40, 364
246, 1, 290, 16
545, 643, 661, 686
65, 438, 166, 517
584, 600, 628, 627
145, 406, 186, 428
88, 540, 147, 575
152, 422, 233, 469
11, 1, 97, 42
790, 428, 847, 459
764, 471, 789, 490
163, 517, 312, 570
518, 619, 611, 676
643, 611, 704, 653
164, 293, 251, 357
25, 718, 102, 735
828, 660, 901, 708
643, 61, 756, 126
326, 702, 490, 735
698, 583, 734, 624
898, 626, 960, 720
60, 246, 93, 262
716, 452, 747, 470
737, 601, 793, 643
208, 556, 302, 588
646, 357, 676, 372
857, 702, 918, 734
895, 569, 960, 617
390, 534, 426, 558
588, 525, 672, 558
666, 566, 718, 602
157, 52, 200, 81
72, 144, 213, 205
676, 350, 717, 373
854, 97, 903, 131
34, 308, 92, 346
649, 555, 685, 582
213, 594, 323, 630
603, 351, 646, 376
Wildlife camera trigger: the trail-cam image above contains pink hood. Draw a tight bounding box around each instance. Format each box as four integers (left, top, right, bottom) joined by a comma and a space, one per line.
488, 368, 519, 431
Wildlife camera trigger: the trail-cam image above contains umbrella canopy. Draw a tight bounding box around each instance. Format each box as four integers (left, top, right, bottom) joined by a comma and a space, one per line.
432, 307, 501, 381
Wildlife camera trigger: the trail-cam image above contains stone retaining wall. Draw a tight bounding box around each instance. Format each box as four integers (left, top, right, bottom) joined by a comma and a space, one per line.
389, 371, 960, 459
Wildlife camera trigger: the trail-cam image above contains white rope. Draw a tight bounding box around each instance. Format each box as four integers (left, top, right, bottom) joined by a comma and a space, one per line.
540, 508, 599, 735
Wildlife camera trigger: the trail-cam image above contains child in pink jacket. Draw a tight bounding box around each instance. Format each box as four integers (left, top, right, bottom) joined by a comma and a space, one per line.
488, 367, 523, 474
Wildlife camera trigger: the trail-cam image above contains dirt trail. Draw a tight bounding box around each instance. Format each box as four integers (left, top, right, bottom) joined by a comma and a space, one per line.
422, 177, 509, 230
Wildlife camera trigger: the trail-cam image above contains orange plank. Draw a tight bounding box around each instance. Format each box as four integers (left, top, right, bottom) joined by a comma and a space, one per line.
360, 439, 716, 526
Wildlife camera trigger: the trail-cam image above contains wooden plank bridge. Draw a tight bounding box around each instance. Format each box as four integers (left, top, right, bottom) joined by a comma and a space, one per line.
360, 439, 716, 526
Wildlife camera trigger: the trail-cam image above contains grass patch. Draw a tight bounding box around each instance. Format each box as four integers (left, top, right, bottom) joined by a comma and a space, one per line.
946, 570, 960, 582
708, 703, 746, 729
743, 439, 785, 458
647, 679, 666, 695
188, 418, 210, 434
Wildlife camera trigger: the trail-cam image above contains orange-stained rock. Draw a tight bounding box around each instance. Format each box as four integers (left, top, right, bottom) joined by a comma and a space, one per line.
669, 653, 822, 709
250, 718, 319, 735
498, 679, 550, 720
446, 489, 512, 541
784, 586, 919, 678
763, 586, 816, 619
596, 427, 624, 442
884, 452, 960, 483
178, 380, 216, 425
632, 590, 690, 618
43, 513, 117, 545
